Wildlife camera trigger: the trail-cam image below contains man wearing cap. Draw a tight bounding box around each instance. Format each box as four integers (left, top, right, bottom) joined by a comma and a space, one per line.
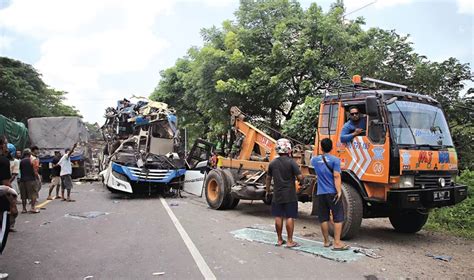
58, 143, 77, 202
265, 139, 303, 248
7, 144, 20, 197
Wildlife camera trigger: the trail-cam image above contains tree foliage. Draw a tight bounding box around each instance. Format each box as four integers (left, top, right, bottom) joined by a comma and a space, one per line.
150, 0, 473, 168
0, 57, 79, 123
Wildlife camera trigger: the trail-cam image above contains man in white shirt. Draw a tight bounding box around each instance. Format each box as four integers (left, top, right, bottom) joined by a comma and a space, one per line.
58, 143, 77, 202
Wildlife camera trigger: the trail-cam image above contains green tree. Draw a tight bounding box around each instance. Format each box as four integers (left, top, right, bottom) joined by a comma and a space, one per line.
0, 57, 79, 123
151, 0, 473, 167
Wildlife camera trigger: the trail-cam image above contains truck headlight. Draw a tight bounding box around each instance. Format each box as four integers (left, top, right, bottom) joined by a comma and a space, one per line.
398, 175, 414, 188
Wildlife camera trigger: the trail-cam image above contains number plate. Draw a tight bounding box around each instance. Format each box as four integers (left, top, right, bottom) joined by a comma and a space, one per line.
433, 190, 450, 201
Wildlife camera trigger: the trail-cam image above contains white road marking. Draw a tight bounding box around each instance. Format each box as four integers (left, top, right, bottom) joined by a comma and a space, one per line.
159, 197, 216, 280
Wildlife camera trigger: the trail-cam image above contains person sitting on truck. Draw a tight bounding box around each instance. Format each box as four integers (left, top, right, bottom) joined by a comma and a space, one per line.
340, 107, 367, 143
311, 138, 349, 250
265, 138, 303, 248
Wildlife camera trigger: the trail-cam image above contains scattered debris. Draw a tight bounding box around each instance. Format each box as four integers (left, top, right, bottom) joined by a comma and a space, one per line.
353, 248, 383, 259
75, 182, 82, 185
238, 260, 247, 264
40, 221, 51, 226
83, 276, 94, 280
364, 275, 379, 280
113, 200, 120, 204
231, 228, 361, 263
169, 202, 179, 207
0, 273, 8, 279
66, 211, 109, 220
24, 221, 30, 223
426, 253, 453, 262
152, 272, 165, 276
34, 261, 40, 265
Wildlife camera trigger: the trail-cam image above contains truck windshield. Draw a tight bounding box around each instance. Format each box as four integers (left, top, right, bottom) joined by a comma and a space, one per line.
387, 101, 453, 147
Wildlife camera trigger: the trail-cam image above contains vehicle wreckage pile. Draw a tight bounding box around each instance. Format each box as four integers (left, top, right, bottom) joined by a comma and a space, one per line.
99, 98, 187, 195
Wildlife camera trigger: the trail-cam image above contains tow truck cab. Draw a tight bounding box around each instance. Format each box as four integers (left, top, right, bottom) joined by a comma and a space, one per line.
316, 77, 468, 238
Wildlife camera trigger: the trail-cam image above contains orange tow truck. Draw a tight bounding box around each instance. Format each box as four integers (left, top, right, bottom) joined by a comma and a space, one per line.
203, 76, 468, 239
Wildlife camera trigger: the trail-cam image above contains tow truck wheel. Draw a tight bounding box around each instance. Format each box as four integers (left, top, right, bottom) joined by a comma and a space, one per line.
329, 182, 363, 240
389, 210, 428, 233
205, 169, 233, 210
221, 169, 239, 209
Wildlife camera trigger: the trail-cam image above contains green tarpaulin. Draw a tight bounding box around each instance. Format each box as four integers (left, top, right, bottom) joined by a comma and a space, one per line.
0, 114, 28, 150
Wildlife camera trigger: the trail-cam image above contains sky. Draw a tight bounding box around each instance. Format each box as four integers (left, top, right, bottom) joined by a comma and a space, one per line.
0, 0, 472, 124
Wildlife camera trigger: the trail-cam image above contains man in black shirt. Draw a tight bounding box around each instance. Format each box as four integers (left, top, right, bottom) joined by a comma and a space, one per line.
265, 139, 303, 248
19, 149, 40, 213
47, 151, 62, 200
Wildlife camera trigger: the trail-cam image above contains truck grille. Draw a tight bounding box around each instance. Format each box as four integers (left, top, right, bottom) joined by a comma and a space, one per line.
414, 172, 452, 188
127, 167, 173, 180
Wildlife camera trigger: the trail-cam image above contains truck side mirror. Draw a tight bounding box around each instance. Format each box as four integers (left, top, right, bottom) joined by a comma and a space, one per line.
366, 96, 379, 118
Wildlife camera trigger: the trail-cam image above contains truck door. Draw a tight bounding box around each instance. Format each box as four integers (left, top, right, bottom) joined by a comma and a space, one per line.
183, 139, 214, 196
337, 99, 390, 184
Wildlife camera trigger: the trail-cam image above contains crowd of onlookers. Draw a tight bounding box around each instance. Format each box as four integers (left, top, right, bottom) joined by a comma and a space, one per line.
0, 137, 77, 233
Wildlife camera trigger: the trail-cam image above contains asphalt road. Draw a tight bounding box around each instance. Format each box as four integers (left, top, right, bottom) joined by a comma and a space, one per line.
1, 181, 367, 279
1, 181, 473, 279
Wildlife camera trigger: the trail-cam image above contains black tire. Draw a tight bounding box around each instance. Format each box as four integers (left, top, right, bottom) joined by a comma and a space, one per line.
205, 169, 233, 210
262, 193, 272, 205
389, 210, 429, 233
329, 182, 363, 240
221, 169, 239, 209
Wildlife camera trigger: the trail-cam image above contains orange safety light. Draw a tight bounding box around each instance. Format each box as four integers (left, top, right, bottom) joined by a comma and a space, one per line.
352, 75, 362, 84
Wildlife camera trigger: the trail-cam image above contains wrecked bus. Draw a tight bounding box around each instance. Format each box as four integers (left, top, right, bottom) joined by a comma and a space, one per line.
100, 100, 187, 195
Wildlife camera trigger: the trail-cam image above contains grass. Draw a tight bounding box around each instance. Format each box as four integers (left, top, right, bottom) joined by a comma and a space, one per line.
425, 170, 474, 239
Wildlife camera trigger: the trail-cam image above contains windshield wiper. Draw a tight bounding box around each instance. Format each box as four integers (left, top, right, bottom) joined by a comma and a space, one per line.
394, 102, 418, 145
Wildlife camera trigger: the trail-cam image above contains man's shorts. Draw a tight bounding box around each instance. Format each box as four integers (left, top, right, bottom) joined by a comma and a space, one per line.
271, 201, 298, 218
318, 193, 344, 223
19, 181, 39, 200
51, 176, 61, 186
61, 175, 73, 190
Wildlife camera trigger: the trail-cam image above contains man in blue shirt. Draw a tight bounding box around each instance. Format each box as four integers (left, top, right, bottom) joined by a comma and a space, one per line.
340, 107, 367, 143
311, 138, 349, 250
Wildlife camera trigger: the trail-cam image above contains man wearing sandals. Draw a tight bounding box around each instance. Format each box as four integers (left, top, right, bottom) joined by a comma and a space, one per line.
311, 138, 349, 251
19, 149, 40, 213
58, 143, 77, 202
265, 138, 303, 248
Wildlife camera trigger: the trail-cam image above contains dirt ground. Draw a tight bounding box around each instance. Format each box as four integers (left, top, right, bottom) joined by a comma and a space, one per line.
295, 202, 474, 279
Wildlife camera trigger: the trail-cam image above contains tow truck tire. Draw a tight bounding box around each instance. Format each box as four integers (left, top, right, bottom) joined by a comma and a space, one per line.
205, 169, 233, 210
222, 169, 239, 209
389, 210, 428, 233
329, 182, 363, 240
262, 193, 272, 205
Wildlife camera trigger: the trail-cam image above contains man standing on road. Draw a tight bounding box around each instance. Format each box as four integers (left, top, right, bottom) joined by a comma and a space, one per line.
19, 149, 40, 213
58, 144, 77, 202
0, 138, 11, 186
311, 138, 349, 250
8, 144, 20, 199
47, 151, 62, 200
0, 139, 18, 230
265, 139, 303, 248
30, 146, 42, 197
340, 107, 367, 143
